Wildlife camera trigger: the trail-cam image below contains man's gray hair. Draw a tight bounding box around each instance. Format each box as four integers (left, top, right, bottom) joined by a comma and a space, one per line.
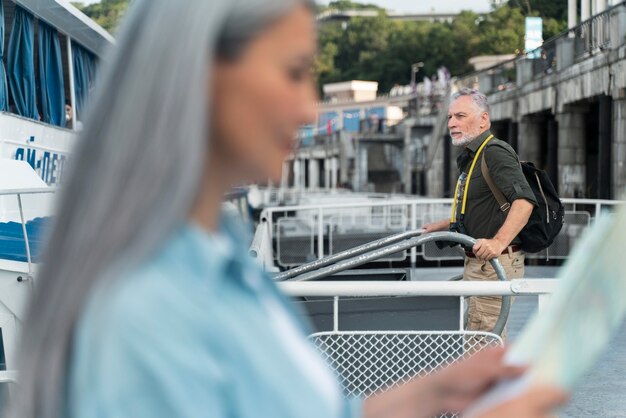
451, 88, 490, 115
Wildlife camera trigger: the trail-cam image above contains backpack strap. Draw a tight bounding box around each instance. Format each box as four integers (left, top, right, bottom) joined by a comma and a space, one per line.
480, 151, 511, 213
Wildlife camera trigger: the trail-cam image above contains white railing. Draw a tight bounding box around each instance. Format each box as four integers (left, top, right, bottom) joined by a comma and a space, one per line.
281, 279, 557, 407
251, 187, 399, 209
258, 198, 624, 269
0, 188, 55, 276
280, 279, 559, 297
280, 278, 558, 323
1, 139, 70, 156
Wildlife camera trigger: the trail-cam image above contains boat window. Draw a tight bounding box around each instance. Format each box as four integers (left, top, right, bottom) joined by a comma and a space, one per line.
38, 20, 66, 127
7, 5, 38, 119
0, 0, 7, 112
0, 0, 99, 130
72, 41, 96, 122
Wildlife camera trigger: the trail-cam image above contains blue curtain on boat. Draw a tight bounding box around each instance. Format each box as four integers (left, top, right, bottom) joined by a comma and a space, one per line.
0, 0, 9, 112
72, 42, 96, 120
38, 21, 65, 126
7, 6, 38, 120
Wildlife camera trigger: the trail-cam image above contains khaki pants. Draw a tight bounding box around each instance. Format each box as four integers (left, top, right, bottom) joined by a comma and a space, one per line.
464, 250, 525, 340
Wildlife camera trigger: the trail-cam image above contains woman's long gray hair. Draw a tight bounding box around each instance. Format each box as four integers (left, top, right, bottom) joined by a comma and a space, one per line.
10, 0, 313, 417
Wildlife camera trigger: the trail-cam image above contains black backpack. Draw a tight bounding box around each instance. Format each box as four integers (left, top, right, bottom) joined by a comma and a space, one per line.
482, 155, 565, 253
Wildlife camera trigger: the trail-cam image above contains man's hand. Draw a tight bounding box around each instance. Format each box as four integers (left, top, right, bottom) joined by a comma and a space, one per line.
472, 238, 508, 261
422, 219, 449, 234
475, 199, 533, 260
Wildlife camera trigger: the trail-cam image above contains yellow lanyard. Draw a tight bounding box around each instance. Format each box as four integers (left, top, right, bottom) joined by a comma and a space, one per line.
450, 134, 494, 223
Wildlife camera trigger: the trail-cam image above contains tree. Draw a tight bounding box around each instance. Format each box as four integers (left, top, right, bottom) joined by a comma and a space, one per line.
321, 1, 383, 11
72, 0, 130, 33
508, 0, 567, 21
72, 0, 570, 93
477, 5, 525, 55
333, 13, 393, 82
506, 0, 568, 41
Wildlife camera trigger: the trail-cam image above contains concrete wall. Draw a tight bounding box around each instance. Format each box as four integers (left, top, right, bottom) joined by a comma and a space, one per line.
614, 95, 626, 198
556, 108, 587, 198
482, 43, 626, 199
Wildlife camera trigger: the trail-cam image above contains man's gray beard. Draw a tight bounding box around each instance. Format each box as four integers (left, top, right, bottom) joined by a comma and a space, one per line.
451, 133, 475, 147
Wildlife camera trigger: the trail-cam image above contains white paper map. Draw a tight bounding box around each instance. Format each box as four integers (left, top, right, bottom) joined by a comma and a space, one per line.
466, 205, 626, 417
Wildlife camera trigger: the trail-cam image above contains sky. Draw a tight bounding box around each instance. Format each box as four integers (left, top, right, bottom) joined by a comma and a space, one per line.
318, 0, 493, 13
80, 0, 494, 14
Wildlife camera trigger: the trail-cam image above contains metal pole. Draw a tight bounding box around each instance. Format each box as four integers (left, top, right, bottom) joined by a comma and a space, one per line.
275, 229, 424, 281
410, 203, 417, 268
67, 36, 77, 130
568, 0, 578, 28
279, 279, 560, 297
333, 296, 339, 332
459, 297, 466, 330
17, 194, 33, 276
582, 0, 591, 21
404, 122, 413, 194
317, 207, 324, 260
285, 231, 511, 336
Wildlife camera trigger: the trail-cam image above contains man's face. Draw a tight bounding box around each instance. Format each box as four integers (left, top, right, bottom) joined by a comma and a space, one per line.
447, 96, 488, 147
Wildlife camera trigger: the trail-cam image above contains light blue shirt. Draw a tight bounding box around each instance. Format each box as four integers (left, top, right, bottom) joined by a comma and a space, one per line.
68, 218, 361, 418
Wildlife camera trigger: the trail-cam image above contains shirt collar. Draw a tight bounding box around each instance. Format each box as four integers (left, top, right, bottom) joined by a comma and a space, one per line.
465, 129, 493, 154
182, 213, 253, 283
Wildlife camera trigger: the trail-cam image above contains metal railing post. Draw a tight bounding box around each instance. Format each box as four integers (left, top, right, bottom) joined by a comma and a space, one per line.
317, 207, 324, 260
410, 202, 417, 268
17, 194, 33, 277
333, 296, 339, 332
284, 232, 512, 336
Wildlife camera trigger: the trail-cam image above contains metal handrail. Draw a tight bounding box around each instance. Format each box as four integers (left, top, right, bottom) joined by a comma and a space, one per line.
283, 231, 511, 336
274, 228, 425, 281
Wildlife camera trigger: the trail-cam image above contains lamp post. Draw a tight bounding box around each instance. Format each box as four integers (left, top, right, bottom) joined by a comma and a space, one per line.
409, 62, 424, 117
406, 62, 423, 193
411, 62, 424, 94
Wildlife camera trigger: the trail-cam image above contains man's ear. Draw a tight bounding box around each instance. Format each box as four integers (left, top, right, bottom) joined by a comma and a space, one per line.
481, 112, 489, 128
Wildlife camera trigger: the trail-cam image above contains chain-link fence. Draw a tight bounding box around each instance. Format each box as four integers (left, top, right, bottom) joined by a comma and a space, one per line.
311, 331, 502, 417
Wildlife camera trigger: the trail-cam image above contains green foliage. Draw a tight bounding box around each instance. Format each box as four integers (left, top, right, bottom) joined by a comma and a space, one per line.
72, 0, 130, 33
508, 0, 567, 20
322, 1, 383, 11
71, 0, 568, 93
507, 0, 568, 40
477, 5, 525, 54
316, 1, 568, 93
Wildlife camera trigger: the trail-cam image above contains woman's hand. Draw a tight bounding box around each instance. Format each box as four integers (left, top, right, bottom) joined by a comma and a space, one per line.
476, 387, 568, 418
361, 347, 567, 418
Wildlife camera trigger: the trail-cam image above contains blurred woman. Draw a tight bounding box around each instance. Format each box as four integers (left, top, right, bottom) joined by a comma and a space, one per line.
9, 1, 565, 417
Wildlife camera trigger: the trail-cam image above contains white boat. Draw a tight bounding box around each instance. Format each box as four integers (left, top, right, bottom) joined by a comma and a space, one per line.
0, 0, 108, 376
0, 159, 53, 371
0, 0, 111, 185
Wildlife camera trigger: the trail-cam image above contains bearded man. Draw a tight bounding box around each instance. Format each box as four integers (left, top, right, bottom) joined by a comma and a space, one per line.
423, 88, 536, 339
